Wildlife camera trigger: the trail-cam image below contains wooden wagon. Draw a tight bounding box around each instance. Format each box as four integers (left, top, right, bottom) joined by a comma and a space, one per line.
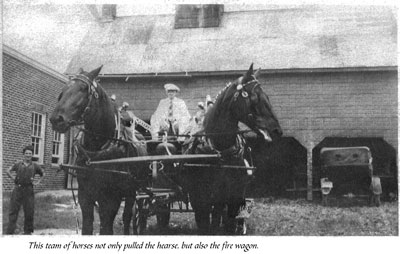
60, 138, 256, 234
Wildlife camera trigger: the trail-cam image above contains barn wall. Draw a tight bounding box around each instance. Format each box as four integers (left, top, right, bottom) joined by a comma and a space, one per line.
101, 70, 397, 148
100, 70, 397, 198
2, 53, 68, 192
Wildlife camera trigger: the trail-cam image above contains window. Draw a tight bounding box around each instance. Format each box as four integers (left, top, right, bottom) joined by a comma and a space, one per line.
31, 112, 46, 164
175, 4, 223, 29
52, 131, 65, 164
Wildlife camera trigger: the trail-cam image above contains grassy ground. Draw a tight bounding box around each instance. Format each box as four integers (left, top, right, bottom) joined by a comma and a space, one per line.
2, 191, 398, 236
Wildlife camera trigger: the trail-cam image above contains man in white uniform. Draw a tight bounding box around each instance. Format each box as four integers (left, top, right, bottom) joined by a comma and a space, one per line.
151, 83, 190, 140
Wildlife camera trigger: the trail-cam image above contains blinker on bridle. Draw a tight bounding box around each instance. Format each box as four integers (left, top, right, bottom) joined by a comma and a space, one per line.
231, 75, 261, 128
233, 75, 259, 101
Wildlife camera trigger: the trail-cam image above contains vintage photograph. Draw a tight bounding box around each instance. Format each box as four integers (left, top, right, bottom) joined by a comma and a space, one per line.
1, 0, 398, 246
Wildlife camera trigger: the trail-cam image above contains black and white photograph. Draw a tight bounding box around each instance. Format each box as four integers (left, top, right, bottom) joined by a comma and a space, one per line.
1, 0, 398, 253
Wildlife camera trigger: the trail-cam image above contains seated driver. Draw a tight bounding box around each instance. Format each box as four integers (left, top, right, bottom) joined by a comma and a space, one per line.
150, 83, 190, 141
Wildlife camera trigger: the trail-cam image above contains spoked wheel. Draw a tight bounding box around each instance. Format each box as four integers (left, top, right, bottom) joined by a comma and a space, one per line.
132, 198, 148, 235
156, 203, 171, 229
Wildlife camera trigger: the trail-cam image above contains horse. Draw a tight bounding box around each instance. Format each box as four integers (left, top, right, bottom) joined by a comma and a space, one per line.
50, 66, 147, 235
182, 64, 282, 234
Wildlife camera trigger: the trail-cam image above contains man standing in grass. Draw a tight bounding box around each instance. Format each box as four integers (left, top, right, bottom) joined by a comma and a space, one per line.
5, 145, 44, 235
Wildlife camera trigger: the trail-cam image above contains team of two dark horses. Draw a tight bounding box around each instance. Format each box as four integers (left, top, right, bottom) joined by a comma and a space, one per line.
50, 64, 282, 235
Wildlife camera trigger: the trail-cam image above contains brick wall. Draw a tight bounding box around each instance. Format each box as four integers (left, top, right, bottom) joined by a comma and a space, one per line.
100, 70, 397, 149
2, 53, 68, 192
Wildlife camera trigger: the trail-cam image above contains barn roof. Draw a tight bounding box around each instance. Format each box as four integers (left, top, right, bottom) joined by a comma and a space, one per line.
66, 5, 397, 75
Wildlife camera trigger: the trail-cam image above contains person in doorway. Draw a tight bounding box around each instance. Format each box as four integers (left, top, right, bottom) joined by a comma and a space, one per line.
6, 145, 44, 235
150, 83, 190, 141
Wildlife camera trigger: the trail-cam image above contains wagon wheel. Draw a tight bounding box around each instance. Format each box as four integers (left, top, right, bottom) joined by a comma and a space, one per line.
156, 203, 171, 229
132, 198, 148, 235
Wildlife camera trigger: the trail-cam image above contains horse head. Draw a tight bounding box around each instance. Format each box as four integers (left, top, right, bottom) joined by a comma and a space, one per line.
235, 64, 282, 141
50, 66, 115, 141
205, 64, 282, 143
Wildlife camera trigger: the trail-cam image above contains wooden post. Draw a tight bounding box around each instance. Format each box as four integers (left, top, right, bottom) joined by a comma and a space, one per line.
306, 143, 314, 201
290, 129, 324, 201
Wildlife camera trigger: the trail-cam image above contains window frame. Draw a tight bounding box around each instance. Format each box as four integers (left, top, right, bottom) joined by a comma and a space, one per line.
31, 112, 46, 164
174, 4, 223, 29
52, 130, 65, 165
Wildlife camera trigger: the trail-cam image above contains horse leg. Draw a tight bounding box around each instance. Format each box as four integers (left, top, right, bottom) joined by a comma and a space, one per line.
224, 203, 237, 235
123, 196, 135, 235
98, 194, 122, 235
194, 207, 211, 235
225, 198, 246, 235
78, 190, 94, 235
191, 195, 211, 235
211, 202, 225, 234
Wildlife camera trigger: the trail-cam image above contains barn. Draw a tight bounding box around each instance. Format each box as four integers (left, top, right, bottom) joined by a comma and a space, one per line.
65, 4, 397, 200
2, 45, 70, 192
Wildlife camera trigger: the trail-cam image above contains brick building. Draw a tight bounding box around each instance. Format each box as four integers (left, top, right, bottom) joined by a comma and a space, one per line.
2, 45, 69, 192
65, 5, 397, 199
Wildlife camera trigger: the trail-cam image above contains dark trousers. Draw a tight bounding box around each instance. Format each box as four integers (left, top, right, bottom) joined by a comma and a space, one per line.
6, 185, 34, 234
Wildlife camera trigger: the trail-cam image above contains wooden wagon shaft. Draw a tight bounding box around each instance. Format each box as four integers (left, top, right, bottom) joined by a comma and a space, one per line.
59, 164, 131, 175
89, 154, 221, 167
184, 163, 256, 170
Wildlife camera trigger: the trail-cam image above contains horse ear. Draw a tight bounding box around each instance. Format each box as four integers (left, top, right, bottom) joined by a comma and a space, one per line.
88, 65, 103, 80
248, 63, 254, 73
254, 68, 261, 79
242, 63, 254, 84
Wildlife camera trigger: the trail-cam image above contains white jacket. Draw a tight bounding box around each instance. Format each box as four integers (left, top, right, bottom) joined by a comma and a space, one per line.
150, 97, 190, 139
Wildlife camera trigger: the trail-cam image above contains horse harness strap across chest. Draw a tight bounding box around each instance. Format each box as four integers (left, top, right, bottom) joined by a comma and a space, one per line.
205, 134, 247, 162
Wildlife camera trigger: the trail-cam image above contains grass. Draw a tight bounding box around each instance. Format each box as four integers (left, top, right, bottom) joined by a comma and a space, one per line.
2, 191, 398, 236
246, 198, 398, 236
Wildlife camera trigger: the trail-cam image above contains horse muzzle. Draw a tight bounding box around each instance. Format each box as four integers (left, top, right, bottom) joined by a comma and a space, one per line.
50, 114, 72, 133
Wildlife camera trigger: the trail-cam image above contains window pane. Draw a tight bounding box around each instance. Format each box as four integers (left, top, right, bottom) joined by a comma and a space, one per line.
31, 112, 45, 164
52, 131, 63, 164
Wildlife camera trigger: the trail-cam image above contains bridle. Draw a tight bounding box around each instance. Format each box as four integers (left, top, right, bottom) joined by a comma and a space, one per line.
67, 74, 100, 126
230, 75, 261, 129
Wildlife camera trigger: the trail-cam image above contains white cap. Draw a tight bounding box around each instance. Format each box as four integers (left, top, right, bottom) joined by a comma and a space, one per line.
164, 83, 180, 92
122, 102, 129, 108
110, 94, 116, 101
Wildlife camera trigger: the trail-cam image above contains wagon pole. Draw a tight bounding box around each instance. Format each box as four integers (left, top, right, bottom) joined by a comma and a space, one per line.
88, 154, 222, 167
183, 163, 256, 170
141, 129, 255, 140
59, 164, 132, 175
